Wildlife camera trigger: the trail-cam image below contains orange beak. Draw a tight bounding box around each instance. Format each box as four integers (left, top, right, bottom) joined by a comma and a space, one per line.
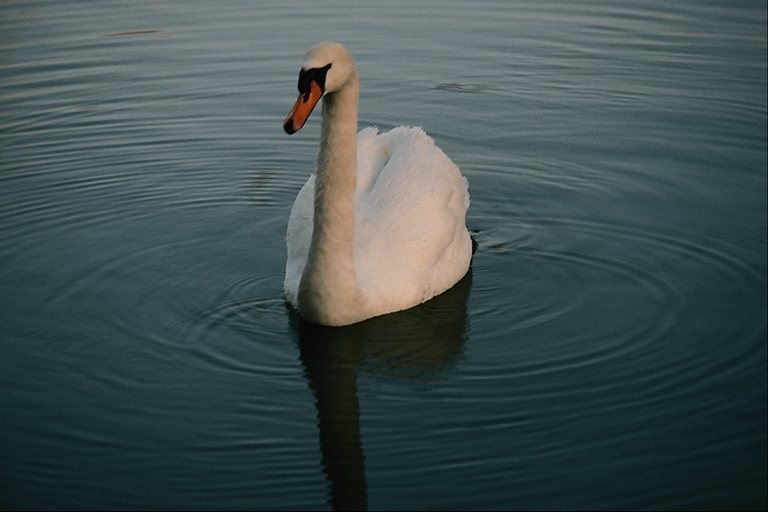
283, 80, 323, 134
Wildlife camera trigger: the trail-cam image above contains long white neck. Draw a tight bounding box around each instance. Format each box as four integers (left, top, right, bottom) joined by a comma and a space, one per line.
298, 74, 366, 325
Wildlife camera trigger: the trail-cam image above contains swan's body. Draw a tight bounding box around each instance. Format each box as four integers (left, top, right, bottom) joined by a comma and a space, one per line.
283, 42, 472, 326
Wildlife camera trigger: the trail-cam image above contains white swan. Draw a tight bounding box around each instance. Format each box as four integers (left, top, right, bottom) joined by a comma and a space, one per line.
283, 42, 472, 326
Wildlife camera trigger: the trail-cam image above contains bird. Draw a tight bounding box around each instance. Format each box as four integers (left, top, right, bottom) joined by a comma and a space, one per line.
283, 42, 472, 326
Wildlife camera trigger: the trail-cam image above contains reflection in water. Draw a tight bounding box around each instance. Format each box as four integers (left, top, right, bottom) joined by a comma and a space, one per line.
291, 270, 472, 511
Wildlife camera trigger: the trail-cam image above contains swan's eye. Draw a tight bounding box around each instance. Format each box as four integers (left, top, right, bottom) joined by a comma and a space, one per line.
297, 63, 333, 97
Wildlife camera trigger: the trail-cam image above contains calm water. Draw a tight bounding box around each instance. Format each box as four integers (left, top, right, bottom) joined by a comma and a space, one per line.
1, 1, 766, 510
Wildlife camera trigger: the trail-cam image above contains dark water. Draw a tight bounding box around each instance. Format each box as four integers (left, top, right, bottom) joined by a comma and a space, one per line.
1, 0, 766, 510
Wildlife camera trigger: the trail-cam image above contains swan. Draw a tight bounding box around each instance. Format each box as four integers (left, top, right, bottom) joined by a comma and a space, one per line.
283, 42, 472, 326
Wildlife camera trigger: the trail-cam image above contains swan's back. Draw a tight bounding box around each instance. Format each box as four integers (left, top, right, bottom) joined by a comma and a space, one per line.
354, 127, 472, 311
285, 126, 472, 316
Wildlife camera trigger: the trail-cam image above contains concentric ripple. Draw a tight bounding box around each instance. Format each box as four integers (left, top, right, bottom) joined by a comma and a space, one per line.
470, 213, 764, 378
1, 0, 765, 510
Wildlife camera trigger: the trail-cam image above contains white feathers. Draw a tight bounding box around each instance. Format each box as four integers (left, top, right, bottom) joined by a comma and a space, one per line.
283, 42, 471, 326
285, 127, 472, 323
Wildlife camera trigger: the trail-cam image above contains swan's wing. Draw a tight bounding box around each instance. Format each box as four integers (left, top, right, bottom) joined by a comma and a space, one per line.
354, 127, 472, 307
287, 127, 471, 311
284, 174, 315, 305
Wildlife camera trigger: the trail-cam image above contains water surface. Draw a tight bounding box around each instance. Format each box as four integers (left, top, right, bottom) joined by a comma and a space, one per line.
1, 0, 766, 510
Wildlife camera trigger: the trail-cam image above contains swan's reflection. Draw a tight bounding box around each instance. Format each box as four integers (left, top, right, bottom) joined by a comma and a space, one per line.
290, 269, 472, 511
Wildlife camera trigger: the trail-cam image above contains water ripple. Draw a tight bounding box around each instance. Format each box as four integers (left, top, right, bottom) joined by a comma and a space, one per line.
469, 214, 763, 386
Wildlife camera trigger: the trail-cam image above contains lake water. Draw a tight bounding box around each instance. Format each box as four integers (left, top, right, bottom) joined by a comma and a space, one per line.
1, 0, 766, 510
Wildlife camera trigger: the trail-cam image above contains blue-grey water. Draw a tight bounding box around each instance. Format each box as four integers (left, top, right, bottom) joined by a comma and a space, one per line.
1, 1, 766, 510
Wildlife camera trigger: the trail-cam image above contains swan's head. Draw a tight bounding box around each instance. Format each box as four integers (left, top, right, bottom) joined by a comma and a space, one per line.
283, 42, 357, 135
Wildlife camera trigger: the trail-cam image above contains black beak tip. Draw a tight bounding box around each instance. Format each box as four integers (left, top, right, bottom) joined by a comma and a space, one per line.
283, 119, 296, 135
